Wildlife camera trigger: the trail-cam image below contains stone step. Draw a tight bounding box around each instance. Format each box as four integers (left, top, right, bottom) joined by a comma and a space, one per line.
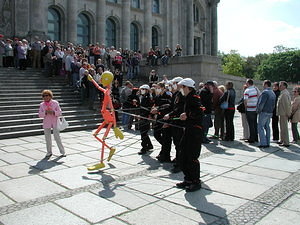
0, 117, 102, 133
0, 113, 100, 127
0, 88, 75, 93
0, 92, 79, 98
0, 102, 81, 111
0, 105, 91, 115
0, 98, 81, 106
0, 123, 99, 139
0, 109, 97, 120
1, 95, 80, 102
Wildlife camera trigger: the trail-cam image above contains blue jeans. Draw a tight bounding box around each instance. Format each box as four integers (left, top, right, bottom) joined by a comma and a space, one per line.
258, 112, 273, 146
202, 114, 212, 142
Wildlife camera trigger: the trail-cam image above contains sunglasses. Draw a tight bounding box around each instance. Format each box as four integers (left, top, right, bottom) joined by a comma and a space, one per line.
42, 94, 50, 97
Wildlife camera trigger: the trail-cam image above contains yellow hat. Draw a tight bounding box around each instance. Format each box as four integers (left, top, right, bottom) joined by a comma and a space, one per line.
101, 71, 114, 86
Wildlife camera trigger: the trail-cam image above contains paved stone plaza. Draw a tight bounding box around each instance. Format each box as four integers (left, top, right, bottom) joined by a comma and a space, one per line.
0, 114, 299, 225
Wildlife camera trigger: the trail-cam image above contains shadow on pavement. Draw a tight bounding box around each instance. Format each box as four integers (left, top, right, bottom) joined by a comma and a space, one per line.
28, 156, 64, 174
184, 185, 229, 225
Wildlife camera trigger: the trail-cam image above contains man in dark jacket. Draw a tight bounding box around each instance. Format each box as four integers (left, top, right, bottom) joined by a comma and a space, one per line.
176, 78, 203, 192
199, 81, 214, 143
272, 82, 280, 142
219, 81, 236, 141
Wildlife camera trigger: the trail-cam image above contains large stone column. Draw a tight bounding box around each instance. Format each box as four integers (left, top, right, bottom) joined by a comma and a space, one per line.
30, 0, 47, 39
122, 0, 131, 49
186, 0, 194, 55
143, 0, 152, 53
96, 0, 106, 44
171, 0, 179, 51
67, 0, 77, 44
211, 0, 220, 56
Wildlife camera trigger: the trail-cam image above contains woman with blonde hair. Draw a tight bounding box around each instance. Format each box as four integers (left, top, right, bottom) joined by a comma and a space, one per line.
38, 90, 66, 158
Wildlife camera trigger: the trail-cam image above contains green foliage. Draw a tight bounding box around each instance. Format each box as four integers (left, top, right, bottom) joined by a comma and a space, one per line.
257, 49, 300, 82
219, 46, 299, 82
220, 50, 245, 77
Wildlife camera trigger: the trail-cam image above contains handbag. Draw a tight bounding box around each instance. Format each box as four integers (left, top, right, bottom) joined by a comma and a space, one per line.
220, 90, 230, 110
57, 116, 69, 131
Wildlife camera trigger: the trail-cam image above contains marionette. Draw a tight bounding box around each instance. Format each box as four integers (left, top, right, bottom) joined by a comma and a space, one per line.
87, 71, 124, 170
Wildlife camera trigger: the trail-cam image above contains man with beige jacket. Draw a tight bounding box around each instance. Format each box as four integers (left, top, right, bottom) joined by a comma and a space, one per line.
276, 81, 291, 147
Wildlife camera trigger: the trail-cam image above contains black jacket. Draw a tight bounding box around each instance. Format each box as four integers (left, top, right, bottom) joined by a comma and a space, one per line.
140, 93, 153, 118
184, 90, 203, 127
199, 88, 213, 114
220, 88, 236, 109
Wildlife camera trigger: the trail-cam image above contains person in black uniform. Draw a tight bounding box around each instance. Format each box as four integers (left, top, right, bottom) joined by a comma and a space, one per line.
150, 83, 171, 161
138, 84, 154, 155
163, 77, 185, 172
176, 78, 203, 192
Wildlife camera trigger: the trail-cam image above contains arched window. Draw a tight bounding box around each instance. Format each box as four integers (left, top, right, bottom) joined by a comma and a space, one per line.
77, 13, 90, 46
152, 27, 159, 49
106, 18, 116, 47
48, 8, 61, 41
193, 4, 200, 23
152, 0, 160, 13
132, 0, 140, 8
130, 23, 139, 51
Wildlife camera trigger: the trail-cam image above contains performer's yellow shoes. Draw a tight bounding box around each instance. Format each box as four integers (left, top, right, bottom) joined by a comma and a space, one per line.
107, 148, 116, 162
113, 127, 124, 139
87, 162, 105, 171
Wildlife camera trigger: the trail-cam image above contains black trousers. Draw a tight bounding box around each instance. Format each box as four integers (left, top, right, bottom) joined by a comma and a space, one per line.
272, 114, 279, 141
158, 126, 172, 160
224, 110, 235, 141
153, 122, 164, 145
246, 111, 258, 142
179, 126, 202, 182
140, 120, 153, 149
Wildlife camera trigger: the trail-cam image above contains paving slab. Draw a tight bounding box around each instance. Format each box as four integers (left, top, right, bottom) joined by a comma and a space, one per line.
0, 192, 14, 207
0, 153, 32, 164
249, 157, 300, 173
165, 188, 247, 218
0, 139, 28, 146
0, 160, 8, 167
122, 176, 175, 195
201, 156, 247, 168
225, 148, 269, 158
95, 218, 128, 225
0, 145, 27, 153
26, 159, 68, 173
0, 173, 9, 181
19, 136, 44, 143
91, 185, 158, 210
53, 153, 96, 167
204, 176, 270, 199
19, 142, 45, 150
18, 149, 46, 160
118, 199, 218, 225
255, 207, 300, 225
201, 163, 233, 176
0, 203, 89, 225
236, 165, 291, 180
0, 163, 39, 178
221, 170, 282, 187
0, 175, 66, 202
42, 166, 103, 189
212, 152, 259, 163
279, 194, 300, 212
55, 192, 127, 224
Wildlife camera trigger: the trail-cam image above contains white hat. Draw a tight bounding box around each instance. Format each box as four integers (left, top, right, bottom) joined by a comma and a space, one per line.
139, 84, 150, 90
172, 77, 183, 83
178, 78, 195, 88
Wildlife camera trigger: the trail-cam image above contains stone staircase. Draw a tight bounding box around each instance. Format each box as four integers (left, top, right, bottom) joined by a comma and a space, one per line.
0, 68, 101, 139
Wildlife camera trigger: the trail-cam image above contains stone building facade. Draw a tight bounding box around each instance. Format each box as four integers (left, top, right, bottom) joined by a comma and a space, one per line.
0, 0, 220, 56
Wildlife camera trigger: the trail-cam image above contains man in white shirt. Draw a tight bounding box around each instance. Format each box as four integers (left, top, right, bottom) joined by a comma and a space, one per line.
244, 79, 260, 143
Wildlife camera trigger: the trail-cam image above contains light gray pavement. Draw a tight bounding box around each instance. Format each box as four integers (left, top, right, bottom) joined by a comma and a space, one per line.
0, 114, 299, 225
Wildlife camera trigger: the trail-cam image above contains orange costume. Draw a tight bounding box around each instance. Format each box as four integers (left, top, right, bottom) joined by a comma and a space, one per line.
87, 71, 124, 170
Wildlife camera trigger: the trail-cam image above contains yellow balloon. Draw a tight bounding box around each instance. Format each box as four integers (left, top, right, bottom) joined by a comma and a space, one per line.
101, 71, 114, 86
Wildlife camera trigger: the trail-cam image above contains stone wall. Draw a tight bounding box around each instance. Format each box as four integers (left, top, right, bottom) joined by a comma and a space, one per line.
140, 55, 263, 101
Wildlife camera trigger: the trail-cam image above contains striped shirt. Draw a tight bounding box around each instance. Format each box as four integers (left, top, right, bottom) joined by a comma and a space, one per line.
244, 86, 260, 111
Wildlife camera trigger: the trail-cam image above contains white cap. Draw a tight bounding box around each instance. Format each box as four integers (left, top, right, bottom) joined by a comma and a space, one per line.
139, 84, 150, 90
172, 77, 183, 83
178, 78, 195, 88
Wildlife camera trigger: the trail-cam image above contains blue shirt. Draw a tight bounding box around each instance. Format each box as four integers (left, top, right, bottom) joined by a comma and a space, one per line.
257, 87, 276, 114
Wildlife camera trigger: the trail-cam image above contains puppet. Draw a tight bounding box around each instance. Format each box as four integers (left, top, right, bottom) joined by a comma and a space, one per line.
87, 71, 124, 170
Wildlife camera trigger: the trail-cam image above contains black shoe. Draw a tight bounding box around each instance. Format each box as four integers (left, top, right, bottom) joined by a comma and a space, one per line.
176, 181, 192, 189
279, 144, 290, 147
186, 182, 202, 192
257, 145, 269, 148
157, 156, 172, 163
138, 149, 147, 155
171, 166, 181, 173
146, 146, 153, 151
